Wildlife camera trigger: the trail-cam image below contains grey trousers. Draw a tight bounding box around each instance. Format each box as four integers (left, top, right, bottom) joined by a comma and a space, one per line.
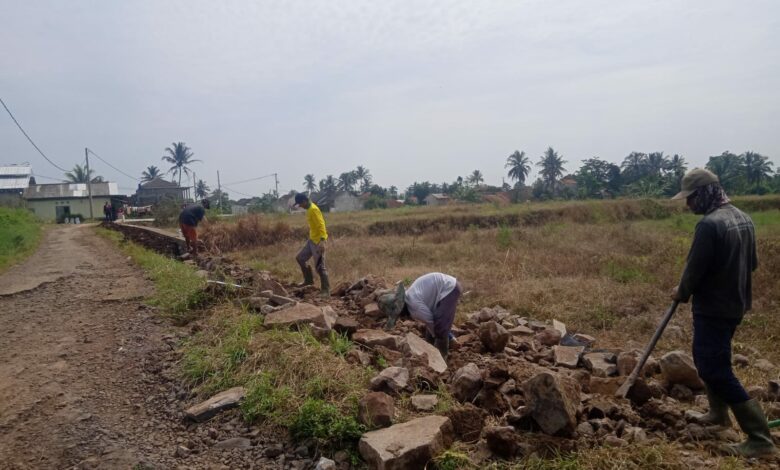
296, 240, 327, 277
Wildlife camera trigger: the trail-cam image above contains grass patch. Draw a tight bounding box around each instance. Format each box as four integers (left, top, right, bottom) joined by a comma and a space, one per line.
0, 207, 42, 272
96, 228, 206, 323
182, 307, 372, 448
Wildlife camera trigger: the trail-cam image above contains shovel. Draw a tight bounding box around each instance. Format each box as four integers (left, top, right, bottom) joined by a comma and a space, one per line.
616, 300, 680, 399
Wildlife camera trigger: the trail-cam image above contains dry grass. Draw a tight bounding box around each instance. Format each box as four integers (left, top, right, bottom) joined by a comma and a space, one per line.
200, 213, 297, 253
229, 208, 780, 389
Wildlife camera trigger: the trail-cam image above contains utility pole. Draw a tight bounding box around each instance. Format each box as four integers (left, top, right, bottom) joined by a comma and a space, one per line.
274, 173, 279, 197
192, 171, 197, 202
217, 171, 222, 214
85, 147, 94, 219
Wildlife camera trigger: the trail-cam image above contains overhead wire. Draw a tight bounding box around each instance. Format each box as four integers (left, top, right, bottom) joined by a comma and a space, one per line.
0, 97, 68, 173
220, 184, 256, 198
224, 173, 276, 186
87, 148, 140, 182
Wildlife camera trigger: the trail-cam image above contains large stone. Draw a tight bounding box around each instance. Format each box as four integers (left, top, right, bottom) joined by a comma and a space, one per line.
552, 319, 567, 337
402, 333, 447, 373
353, 330, 403, 350
213, 437, 251, 449
553, 345, 584, 369
522, 372, 580, 436
358, 415, 454, 470
369, 367, 410, 395
616, 351, 639, 376
254, 276, 288, 297
263, 302, 334, 330
364, 302, 382, 318
451, 363, 483, 403
583, 352, 617, 378
315, 457, 337, 470
334, 317, 360, 336
479, 321, 510, 353
269, 294, 296, 307
535, 328, 562, 347
507, 325, 535, 336
659, 351, 704, 389
359, 392, 394, 428
184, 387, 246, 422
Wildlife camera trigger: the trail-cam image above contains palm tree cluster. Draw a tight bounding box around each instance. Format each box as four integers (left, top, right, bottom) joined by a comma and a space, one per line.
64, 164, 104, 184
302, 166, 376, 197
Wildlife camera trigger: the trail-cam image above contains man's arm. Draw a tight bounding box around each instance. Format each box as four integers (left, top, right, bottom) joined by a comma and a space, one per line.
675, 221, 715, 302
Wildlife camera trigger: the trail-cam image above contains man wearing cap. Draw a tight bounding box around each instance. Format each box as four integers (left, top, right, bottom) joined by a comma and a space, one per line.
378, 272, 462, 359
672, 168, 775, 458
293, 193, 330, 297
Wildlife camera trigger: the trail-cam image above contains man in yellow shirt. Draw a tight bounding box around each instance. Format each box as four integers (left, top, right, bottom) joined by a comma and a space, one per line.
294, 193, 329, 297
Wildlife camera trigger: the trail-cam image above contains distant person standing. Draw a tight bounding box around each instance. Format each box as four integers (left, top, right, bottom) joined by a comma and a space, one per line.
293, 193, 330, 297
179, 199, 210, 256
103, 202, 112, 222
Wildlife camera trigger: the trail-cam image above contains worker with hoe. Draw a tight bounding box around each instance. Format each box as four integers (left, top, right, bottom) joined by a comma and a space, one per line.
377, 272, 462, 359
293, 193, 330, 297
672, 168, 776, 458
179, 199, 210, 256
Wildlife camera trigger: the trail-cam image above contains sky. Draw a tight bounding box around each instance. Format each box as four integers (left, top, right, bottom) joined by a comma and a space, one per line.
1, 0, 778, 196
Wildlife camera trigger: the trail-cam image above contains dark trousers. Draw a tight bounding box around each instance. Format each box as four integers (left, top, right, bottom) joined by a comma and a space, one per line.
692, 314, 749, 404
432, 282, 462, 339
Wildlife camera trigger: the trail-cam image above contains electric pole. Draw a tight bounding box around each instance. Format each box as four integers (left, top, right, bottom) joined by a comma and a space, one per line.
217, 171, 222, 214
192, 171, 197, 202
85, 147, 94, 219
274, 173, 279, 197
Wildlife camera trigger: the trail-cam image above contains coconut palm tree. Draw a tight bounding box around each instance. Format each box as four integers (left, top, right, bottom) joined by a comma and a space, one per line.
161, 142, 200, 187
537, 147, 567, 191
743, 151, 774, 186
141, 165, 162, 182
195, 179, 210, 199
64, 164, 103, 184
338, 171, 358, 192
646, 152, 668, 176
467, 170, 484, 187
303, 174, 317, 192
505, 150, 531, 186
706, 151, 744, 187
620, 152, 648, 182
354, 166, 372, 192
666, 154, 687, 177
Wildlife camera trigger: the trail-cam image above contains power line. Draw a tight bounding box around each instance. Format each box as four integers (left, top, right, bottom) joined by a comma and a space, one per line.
224, 173, 276, 186
0, 97, 68, 173
31, 172, 69, 182
87, 148, 140, 182
220, 184, 256, 198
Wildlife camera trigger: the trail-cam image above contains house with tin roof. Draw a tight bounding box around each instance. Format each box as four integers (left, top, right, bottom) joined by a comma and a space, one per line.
24, 182, 119, 222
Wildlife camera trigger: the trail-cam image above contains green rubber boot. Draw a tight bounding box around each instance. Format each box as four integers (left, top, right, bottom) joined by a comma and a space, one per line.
725, 399, 777, 458
300, 266, 314, 286
687, 386, 732, 427
319, 272, 331, 298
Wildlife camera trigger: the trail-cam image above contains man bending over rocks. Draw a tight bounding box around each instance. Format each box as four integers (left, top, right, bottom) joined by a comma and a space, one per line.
671, 168, 775, 458
378, 272, 462, 359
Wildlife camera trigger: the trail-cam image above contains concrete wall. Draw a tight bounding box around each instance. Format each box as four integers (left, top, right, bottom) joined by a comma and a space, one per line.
27, 197, 111, 222
332, 193, 362, 212
0, 193, 25, 208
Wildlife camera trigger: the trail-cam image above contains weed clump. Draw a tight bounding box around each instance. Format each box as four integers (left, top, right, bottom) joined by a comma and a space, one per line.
201, 214, 295, 253
290, 399, 364, 449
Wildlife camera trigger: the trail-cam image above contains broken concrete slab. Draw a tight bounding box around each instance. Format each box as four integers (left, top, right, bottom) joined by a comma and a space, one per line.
358, 392, 394, 428
553, 345, 584, 369
583, 352, 618, 378
451, 363, 483, 403
411, 394, 438, 411
479, 321, 510, 353
369, 367, 410, 395
263, 302, 332, 330
522, 372, 580, 436
358, 415, 454, 470
659, 350, 704, 389
552, 319, 567, 337
353, 329, 402, 350
402, 333, 447, 373
184, 387, 246, 423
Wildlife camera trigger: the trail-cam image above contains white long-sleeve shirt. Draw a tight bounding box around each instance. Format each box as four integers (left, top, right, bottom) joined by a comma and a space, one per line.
404, 273, 457, 329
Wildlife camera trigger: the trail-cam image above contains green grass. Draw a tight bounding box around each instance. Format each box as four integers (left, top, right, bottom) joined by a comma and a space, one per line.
0, 207, 42, 272
96, 228, 206, 322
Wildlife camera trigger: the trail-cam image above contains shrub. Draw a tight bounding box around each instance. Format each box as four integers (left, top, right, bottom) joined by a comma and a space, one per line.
290, 399, 364, 448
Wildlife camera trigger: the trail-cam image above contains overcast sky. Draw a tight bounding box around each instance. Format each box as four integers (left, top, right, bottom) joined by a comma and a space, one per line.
1, 0, 778, 196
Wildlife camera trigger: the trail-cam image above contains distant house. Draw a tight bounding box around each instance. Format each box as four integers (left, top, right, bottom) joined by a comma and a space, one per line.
331, 192, 362, 212
386, 199, 405, 209
424, 193, 452, 206
24, 182, 120, 222
134, 178, 189, 205
0, 164, 32, 207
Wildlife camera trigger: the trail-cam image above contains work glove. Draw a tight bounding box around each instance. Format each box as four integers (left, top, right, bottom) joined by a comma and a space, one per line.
434, 336, 449, 360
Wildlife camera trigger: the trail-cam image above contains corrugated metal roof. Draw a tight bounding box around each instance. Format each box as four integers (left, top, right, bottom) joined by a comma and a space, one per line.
139, 177, 181, 189
0, 176, 30, 190
23, 182, 119, 199
0, 165, 32, 176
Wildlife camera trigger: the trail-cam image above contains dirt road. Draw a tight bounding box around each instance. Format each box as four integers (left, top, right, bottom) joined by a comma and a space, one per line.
0, 226, 274, 469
